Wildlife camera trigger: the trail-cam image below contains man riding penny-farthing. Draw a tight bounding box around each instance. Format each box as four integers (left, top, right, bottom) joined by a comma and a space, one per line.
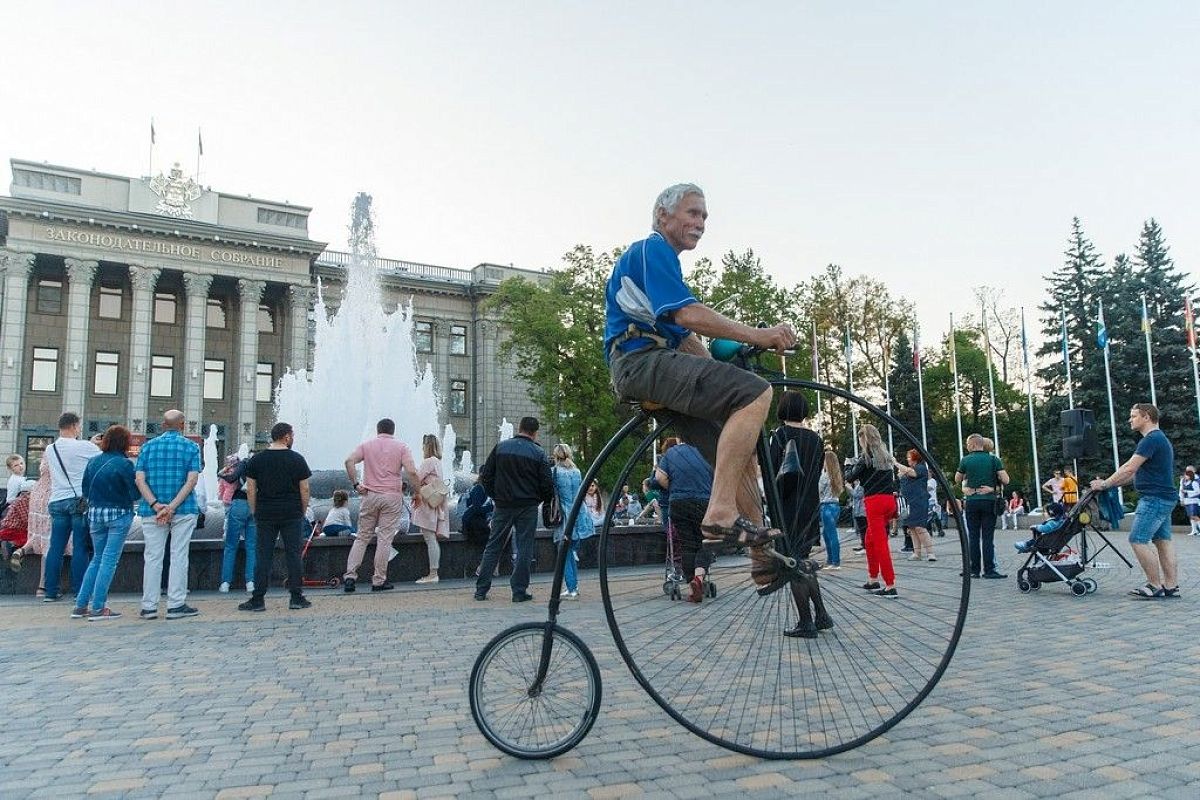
469, 184, 969, 760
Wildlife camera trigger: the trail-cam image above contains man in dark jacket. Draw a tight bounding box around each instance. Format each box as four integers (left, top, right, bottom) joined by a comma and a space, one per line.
473, 417, 555, 602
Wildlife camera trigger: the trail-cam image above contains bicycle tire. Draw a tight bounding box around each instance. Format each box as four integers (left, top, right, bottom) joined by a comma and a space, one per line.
469, 621, 602, 759
598, 379, 970, 758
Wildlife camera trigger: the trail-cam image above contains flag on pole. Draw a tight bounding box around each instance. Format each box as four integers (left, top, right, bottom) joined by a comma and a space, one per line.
1186, 298, 1196, 351
810, 321, 819, 378
1141, 296, 1151, 335
1142, 294, 1157, 406
1096, 302, 1109, 349
198, 129, 204, 156
1061, 308, 1075, 409
150, 118, 156, 145
1021, 307, 1043, 510
950, 313, 964, 460
912, 326, 920, 371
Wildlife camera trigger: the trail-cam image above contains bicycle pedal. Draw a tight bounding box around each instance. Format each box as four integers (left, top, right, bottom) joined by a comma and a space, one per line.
762, 545, 796, 569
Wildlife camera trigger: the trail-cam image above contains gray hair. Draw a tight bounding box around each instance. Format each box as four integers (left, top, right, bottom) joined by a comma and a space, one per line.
652, 183, 704, 230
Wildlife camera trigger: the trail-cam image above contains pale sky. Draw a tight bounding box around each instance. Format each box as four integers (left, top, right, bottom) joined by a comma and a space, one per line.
2, 1, 1197, 347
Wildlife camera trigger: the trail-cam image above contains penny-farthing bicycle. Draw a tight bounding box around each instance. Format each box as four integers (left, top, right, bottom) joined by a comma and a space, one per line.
469, 344, 969, 759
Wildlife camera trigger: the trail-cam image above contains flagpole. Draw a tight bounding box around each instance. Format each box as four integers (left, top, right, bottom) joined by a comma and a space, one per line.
884, 349, 894, 454
950, 313, 964, 461
1098, 299, 1123, 505
1142, 294, 1156, 406
846, 327, 858, 459
982, 301, 1001, 457
914, 324, 927, 449
149, 117, 156, 177
811, 321, 822, 429
1187, 299, 1200, 431
1061, 308, 1075, 409
196, 127, 203, 182
1022, 308, 1043, 510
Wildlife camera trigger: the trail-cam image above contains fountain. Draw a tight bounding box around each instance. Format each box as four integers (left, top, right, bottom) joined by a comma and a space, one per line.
498, 418, 513, 442
275, 193, 442, 470
201, 424, 220, 506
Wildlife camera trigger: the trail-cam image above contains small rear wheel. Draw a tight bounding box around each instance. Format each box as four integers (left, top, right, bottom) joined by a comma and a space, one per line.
470, 622, 601, 759
1071, 581, 1089, 597
1017, 579, 1031, 593
1028, 578, 1041, 591
662, 580, 673, 596
1082, 577, 1098, 594
326, 576, 343, 588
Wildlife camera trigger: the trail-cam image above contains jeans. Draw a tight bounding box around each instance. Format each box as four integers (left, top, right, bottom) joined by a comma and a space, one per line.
561, 538, 579, 592
76, 512, 132, 611
820, 501, 841, 565
476, 505, 538, 596
252, 517, 304, 599
45, 498, 90, 598
964, 501, 998, 575
141, 514, 198, 610
220, 499, 257, 586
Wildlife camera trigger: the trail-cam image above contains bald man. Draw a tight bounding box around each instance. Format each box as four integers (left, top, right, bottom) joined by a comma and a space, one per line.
135, 410, 202, 619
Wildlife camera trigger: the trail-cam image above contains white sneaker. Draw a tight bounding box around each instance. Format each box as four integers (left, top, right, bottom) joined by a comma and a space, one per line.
564, 590, 579, 599
415, 575, 439, 584
218, 582, 230, 593
245, 581, 255, 593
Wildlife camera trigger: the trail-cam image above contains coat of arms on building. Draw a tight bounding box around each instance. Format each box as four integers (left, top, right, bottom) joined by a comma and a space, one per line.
149, 162, 202, 218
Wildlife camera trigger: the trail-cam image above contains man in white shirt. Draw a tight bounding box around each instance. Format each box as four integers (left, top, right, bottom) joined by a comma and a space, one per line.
43, 412, 101, 602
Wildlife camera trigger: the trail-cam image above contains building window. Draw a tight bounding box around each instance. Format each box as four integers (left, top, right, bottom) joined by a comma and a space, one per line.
203, 359, 225, 400
13, 168, 81, 195
154, 292, 177, 324
414, 321, 433, 353
450, 324, 467, 356
206, 298, 227, 329
150, 355, 174, 397
97, 286, 122, 319
256, 363, 274, 403
93, 351, 119, 395
31, 347, 58, 392
36, 279, 63, 314
257, 305, 275, 334
449, 380, 467, 416
256, 207, 306, 229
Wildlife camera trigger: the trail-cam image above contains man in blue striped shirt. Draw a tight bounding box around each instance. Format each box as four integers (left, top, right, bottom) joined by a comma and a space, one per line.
134, 410, 201, 619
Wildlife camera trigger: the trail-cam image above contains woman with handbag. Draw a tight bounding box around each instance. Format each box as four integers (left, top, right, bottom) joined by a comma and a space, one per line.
551, 443, 592, 599
412, 434, 451, 584
75, 425, 141, 620
954, 432, 1010, 579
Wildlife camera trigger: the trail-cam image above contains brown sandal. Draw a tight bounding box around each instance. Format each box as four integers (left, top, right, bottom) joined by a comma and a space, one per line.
701, 516, 781, 548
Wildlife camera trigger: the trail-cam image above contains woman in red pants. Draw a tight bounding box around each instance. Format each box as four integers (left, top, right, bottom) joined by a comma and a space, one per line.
844, 424, 900, 598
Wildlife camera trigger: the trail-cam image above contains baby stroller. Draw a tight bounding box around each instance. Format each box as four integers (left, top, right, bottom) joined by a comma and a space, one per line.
660, 521, 716, 601
1015, 489, 1133, 597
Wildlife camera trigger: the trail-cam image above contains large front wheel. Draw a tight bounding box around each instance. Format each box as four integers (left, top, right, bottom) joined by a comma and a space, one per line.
469, 622, 602, 759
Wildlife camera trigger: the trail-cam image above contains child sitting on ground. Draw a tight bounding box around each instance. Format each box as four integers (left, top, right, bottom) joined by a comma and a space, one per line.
321, 490, 355, 537
1014, 502, 1066, 553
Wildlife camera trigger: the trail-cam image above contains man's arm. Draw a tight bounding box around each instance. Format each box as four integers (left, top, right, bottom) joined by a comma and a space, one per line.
673, 304, 795, 352
479, 446, 498, 497
135, 470, 161, 511
402, 450, 421, 491
997, 469, 1011, 487
654, 467, 670, 489
1091, 454, 1147, 491
246, 477, 257, 515
166, 471, 199, 513
299, 478, 310, 517
344, 449, 363, 486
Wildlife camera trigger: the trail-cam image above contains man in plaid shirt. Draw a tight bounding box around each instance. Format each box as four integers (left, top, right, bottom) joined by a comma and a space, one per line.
134, 410, 201, 620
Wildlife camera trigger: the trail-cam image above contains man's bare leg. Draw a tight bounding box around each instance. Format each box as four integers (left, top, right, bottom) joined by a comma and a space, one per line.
701, 387, 773, 529
1154, 539, 1178, 587
1131, 542, 1163, 586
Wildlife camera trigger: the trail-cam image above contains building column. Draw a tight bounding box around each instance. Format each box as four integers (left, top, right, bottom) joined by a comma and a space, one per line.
62, 258, 99, 416
237, 279, 267, 447
126, 264, 161, 434
182, 272, 213, 435
0, 250, 36, 457
287, 284, 313, 374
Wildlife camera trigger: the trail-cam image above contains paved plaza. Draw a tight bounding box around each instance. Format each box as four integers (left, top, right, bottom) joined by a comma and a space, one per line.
3, 526, 1200, 799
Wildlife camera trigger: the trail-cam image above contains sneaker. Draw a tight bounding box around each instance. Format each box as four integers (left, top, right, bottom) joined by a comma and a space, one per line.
851, 546, 865, 554
862, 581, 881, 591
873, 587, 899, 598
343, 578, 356, 593
42, 594, 62, 603
371, 582, 394, 592
900, 547, 914, 553
70, 606, 88, 619
218, 582, 230, 593
474, 592, 488, 601
1014, 542, 1031, 553
415, 575, 439, 584
166, 604, 199, 619
245, 581, 255, 593
512, 592, 534, 603
289, 595, 312, 610
88, 608, 121, 621
908, 554, 923, 561
238, 599, 266, 612
139, 609, 158, 620
564, 590, 579, 599
927, 555, 938, 562
982, 572, 1007, 579
822, 563, 842, 570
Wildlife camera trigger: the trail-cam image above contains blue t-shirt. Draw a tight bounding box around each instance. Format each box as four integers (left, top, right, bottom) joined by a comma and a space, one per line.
604, 232, 698, 360
1134, 429, 1176, 501
658, 443, 713, 502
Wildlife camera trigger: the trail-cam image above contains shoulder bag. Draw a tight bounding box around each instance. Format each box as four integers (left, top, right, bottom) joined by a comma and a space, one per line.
418, 477, 451, 509
52, 443, 88, 515
542, 467, 563, 528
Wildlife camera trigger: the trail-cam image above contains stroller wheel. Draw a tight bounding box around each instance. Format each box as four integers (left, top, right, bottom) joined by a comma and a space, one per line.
1017, 579, 1031, 593
1071, 581, 1088, 597
662, 580, 673, 596
1028, 579, 1041, 591
1082, 578, 1098, 594
706, 581, 717, 599
327, 576, 343, 588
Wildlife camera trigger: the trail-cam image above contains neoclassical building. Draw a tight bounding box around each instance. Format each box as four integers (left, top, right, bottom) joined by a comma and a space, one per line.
0, 159, 546, 476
